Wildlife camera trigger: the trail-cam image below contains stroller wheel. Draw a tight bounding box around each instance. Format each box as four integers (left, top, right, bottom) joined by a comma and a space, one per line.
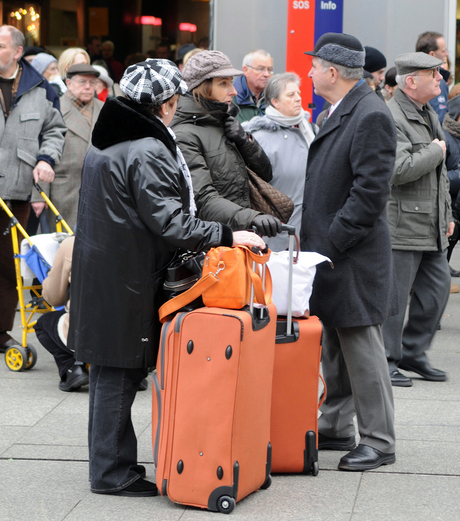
5, 346, 28, 371
25, 344, 38, 370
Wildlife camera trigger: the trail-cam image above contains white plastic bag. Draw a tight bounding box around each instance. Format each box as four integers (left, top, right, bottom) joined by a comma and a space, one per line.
267, 251, 331, 317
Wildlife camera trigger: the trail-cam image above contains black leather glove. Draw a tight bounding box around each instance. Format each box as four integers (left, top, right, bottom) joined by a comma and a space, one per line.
224, 116, 248, 147
252, 215, 282, 238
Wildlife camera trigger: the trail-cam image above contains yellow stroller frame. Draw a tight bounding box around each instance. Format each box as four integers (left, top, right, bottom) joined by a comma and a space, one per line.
0, 183, 73, 371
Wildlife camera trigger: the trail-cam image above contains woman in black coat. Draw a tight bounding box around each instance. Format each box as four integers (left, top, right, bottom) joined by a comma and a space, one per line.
68, 59, 265, 498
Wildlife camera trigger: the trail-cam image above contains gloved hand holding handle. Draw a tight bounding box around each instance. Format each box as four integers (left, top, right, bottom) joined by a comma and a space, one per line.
252, 214, 282, 238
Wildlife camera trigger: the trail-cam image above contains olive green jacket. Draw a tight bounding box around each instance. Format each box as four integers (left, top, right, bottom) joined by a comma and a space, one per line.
387, 88, 452, 251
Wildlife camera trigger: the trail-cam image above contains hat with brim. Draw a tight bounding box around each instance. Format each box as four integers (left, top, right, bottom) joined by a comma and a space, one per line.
91, 65, 114, 88
182, 50, 243, 91
120, 58, 188, 105
67, 64, 100, 79
304, 32, 365, 68
394, 52, 442, 76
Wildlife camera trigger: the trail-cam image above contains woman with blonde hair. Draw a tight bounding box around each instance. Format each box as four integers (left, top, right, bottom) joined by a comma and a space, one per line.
57, 48, 90, 79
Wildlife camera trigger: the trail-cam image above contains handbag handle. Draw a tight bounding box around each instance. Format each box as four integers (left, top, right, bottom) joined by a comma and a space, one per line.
158, 272, 218, 323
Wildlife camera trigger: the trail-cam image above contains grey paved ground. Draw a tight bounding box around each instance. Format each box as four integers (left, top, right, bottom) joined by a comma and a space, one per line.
1, 257, 460, 521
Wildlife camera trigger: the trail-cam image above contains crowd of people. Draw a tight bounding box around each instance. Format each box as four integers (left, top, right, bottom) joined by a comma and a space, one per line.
0, 23, 457, 496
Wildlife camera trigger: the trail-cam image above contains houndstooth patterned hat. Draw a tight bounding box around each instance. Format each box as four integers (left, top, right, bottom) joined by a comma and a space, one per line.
120, 58, 188, 105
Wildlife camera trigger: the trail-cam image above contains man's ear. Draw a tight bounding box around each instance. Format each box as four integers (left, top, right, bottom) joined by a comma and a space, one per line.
406, 75, 417, 90
330, 67, 338, 84
14, 46, 23, 61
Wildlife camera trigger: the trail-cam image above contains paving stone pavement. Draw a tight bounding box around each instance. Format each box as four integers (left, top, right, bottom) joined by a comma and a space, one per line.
1, 255, 460, 521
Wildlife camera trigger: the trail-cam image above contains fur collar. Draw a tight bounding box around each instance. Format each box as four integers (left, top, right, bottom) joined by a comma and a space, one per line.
244, 115, 282, 133
91, 97, 177, 157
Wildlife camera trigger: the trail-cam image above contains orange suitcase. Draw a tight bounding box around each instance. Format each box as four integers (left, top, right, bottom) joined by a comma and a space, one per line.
270, 227, 326, 475
152, 304, 276, 514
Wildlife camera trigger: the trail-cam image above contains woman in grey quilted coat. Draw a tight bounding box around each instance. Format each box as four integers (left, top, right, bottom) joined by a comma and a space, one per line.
244, 73, 317, 250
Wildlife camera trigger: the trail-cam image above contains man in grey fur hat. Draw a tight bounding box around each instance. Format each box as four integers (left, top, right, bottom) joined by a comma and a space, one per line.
383, 52, 453, 387
301, 32, 397, 471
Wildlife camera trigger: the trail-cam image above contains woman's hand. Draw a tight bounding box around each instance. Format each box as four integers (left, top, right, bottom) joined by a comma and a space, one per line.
232, 231, 266, 249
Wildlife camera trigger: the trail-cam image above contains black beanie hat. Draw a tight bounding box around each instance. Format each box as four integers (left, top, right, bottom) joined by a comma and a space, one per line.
364, 46, 387, 73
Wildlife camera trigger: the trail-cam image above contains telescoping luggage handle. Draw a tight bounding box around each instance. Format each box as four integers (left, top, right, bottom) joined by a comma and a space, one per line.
283, 224, 299, 337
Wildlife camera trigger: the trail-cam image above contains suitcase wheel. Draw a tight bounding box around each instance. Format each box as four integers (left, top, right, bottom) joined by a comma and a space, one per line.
311, 461, 319, 476
260, 475, 272, 490
217, 495, 235, 514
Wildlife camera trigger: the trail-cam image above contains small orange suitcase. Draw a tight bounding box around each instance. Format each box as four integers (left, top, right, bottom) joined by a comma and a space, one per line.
152, 304, 276, 514
270, 227, 326, 475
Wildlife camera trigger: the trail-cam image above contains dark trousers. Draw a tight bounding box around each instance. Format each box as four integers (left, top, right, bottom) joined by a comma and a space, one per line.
383, 249, 450, 370
318, 324, 395, 453
88, 364, 148, 492
34, 310, 75, 379
0, 201, 30, 342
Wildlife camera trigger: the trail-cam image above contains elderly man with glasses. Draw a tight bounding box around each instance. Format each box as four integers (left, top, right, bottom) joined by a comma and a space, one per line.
383, 52, 453, 387
232, 49, 273, 123
46, 63, 104, 231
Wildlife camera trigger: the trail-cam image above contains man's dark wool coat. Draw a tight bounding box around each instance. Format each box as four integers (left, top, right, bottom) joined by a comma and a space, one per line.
301, 82, 398, 328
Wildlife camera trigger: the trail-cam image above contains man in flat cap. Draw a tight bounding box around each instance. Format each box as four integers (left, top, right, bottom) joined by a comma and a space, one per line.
383, 52, 453, 387
47, 64, 103, 231
301, 32, 397, 471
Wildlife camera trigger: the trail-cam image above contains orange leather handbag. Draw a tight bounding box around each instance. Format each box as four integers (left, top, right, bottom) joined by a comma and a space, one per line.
158, 246, 272, 323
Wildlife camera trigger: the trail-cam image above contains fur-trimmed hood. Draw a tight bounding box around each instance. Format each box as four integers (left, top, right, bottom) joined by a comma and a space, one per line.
243, 115, 283, 133
91, 96, 177, 157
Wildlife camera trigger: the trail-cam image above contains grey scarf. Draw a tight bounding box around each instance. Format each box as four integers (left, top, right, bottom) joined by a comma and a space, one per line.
265, 105, 316, 146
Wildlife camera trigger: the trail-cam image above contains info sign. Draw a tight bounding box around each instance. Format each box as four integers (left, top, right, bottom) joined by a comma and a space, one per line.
286, 0, 344, 120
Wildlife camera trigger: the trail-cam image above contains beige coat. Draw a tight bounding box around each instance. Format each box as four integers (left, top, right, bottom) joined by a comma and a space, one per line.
42, 236, 74, 341
48, 94, 103, 231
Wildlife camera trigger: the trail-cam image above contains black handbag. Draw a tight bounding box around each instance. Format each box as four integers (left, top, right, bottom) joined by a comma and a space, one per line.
162, 251, 206, 312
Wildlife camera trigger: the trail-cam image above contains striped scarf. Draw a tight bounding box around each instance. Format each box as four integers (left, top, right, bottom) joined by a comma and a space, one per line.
66, 90, 93, 126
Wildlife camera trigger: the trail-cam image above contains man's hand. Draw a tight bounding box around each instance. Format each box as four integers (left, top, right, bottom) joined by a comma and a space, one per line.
31, 202, 46, 217
432, 139, 446, 157
33, 160, 55, 184
447, 221, 455, 238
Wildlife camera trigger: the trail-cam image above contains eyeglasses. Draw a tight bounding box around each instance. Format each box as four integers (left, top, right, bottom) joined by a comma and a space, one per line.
73, 78, 98, 87
247, 65, 274, 74
417, 67, 440, 78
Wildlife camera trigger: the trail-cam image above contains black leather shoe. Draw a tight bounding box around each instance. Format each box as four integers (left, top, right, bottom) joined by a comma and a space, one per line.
390, 369, 413, 387
0, 338, 20, 353
133, 464, 146, 478
96, 478, 158, 497
59, 364, 90, 392
449, 265, 460, 277
398, 358, 447, 382
318, 433, 356, 451
338, 444, 395, 471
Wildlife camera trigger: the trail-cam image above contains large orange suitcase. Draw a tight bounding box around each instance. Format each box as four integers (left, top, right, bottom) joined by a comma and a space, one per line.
270, 227, 326, 475
152, 304, 276, 514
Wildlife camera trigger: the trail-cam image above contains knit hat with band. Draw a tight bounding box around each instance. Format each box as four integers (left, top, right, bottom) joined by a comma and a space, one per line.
182, 50, 243, 91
